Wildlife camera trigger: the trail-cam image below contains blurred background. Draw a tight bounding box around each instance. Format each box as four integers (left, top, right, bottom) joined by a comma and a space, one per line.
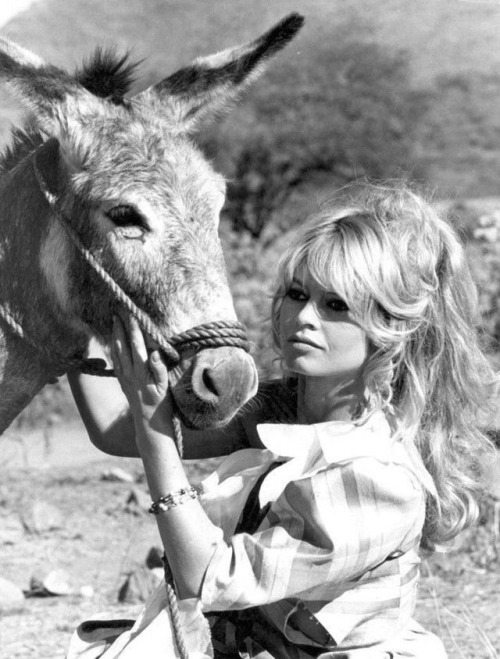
1, 0, 499, 447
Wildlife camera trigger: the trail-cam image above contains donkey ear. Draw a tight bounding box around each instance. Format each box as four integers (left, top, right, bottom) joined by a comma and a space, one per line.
135, 13, 304, 132
0, 38, 88, 127
33, 137, 68, 199
0, 38, 46, 68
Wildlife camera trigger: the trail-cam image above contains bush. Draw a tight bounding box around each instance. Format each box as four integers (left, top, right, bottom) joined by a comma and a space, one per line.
210, 35, 430, 239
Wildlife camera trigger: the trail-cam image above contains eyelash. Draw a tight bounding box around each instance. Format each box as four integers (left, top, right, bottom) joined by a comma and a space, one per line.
286, 287, 349, 312
286, 287, 307, 302
327, 299, 349, 312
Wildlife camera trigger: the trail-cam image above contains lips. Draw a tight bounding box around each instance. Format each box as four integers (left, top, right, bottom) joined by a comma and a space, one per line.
287, 334, 322, 349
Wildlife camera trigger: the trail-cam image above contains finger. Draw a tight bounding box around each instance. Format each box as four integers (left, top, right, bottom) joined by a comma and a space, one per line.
127, 316, 149, 369
112, 315, 132, 374
109, 336, 121, 375
149, 350, 169, 391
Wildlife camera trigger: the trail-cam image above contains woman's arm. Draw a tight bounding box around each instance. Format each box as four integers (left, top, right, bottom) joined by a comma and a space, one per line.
67, 344, 250, 459
111, 316, 226, 598
68, 368, 139, 457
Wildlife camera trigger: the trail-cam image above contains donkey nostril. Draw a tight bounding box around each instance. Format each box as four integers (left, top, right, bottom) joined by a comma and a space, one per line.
202, 368, 219, 398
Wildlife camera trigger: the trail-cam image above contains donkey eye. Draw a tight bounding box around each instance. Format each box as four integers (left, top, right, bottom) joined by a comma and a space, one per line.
106, 204, 147, 229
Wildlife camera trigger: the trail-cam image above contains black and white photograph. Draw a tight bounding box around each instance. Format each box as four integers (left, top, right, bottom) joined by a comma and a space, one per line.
0, 1, 499, 657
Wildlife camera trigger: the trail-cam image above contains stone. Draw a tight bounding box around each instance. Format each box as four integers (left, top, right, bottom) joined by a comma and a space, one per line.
29, 569, 72, 596
0, 576, 25, 613
0, 514, 25, 544
126, 486, 151, 512
118, 565, 163, 604
145, 545, 164, 570
101, 467, 135, 483
22, 501, 63, 534
79, 585, 94, 598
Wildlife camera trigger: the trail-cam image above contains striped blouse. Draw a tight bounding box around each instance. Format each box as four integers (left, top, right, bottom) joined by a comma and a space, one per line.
198, 411, 430, 654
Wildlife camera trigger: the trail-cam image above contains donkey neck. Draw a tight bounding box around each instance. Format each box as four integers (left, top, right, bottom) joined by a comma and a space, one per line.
0, 151, 87, 432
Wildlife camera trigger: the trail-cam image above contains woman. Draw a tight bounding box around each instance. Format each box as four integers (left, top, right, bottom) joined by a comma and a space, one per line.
67, 183, 497, 658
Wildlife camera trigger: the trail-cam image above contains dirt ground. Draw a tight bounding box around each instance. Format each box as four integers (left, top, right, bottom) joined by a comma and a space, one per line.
0, 423, 499, 659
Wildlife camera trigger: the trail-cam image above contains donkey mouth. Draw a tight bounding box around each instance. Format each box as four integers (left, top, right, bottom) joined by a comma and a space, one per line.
170, 346, 258, 430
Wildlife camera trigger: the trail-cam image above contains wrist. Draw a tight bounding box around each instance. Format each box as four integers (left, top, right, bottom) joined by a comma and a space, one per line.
138, 434, 189, 500
133, 407, 175, 439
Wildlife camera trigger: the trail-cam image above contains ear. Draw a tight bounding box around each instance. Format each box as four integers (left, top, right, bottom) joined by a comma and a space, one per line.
0, 38, 92, 129
0, 38, 46, 68
134, 13, 304, 133
33, 137, 68, 200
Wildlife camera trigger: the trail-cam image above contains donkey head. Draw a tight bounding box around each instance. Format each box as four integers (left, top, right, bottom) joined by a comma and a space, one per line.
0, 15, 304, 428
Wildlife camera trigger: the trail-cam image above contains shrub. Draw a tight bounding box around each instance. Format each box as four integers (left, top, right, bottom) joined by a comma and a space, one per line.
211, 36, 430, 239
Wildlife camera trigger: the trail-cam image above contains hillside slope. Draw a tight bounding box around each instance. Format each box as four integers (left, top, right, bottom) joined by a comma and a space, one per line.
0, 0, 500, 196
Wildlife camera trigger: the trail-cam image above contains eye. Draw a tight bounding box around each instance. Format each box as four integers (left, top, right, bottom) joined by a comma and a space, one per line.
326, 297, 349, 313
286, 286, 307, 302
105, 204, 148, 230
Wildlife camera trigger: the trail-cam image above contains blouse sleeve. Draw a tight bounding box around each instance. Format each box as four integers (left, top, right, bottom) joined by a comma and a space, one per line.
200, 456, 425, 611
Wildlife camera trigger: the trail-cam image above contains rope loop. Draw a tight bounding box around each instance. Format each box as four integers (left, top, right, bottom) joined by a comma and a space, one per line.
20, 156, 255, 659
169, 320, 250, 353
32, 159, 250, 369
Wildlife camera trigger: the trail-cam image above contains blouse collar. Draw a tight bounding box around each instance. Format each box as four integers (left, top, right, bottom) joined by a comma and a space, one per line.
256, 411, 396, 465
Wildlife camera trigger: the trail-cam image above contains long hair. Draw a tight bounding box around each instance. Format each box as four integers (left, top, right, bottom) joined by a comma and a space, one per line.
271, 182, 498, 545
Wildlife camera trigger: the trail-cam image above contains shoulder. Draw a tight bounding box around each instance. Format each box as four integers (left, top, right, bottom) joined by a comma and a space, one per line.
236, 378, 297, 448
279, 457, 425, 546
284, 455, 424, 514
336, 455, 425, 502
184, 379, 297, 456
246, 378, 297, 421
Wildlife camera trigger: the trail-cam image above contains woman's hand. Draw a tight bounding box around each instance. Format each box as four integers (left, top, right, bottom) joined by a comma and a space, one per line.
111, 317, 223, 601
111, 315, 174, 441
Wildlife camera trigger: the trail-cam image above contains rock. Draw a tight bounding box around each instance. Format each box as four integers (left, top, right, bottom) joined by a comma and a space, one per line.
118, 565, 163, 604
22, 501, 63, 534
29, 569, 72, 597
101, 467, 135, 483
79, 585, 94, 598
0, 576, 25, 613
0, 484, 10, 506
126, 486, 151, 512
145, 545, 164, 570
0, 514, 25, 544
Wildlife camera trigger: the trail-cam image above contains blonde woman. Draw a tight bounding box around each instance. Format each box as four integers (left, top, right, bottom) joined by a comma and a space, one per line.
68, 183, 497, 657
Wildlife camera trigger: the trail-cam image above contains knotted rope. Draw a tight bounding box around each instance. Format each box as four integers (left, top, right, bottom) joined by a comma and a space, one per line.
30, 161, 250, 372
43, 201, 250, 370
0, 158, 254, 659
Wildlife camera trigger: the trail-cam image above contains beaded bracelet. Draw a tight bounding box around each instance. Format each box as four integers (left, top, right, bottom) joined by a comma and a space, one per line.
148, 484, 203, 515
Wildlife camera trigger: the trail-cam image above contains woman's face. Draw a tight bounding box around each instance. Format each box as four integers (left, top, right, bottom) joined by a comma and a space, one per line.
279, 271, 369, 383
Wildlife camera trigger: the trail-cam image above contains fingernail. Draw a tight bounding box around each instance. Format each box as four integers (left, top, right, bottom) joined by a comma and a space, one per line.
150, 350, 161, 363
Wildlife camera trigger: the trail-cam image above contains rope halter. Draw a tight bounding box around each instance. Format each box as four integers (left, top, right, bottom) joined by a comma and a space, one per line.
22, 154, 254, 659
27, 158, 250, 376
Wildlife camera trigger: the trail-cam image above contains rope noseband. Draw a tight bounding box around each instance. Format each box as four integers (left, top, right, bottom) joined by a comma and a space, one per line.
0, 158, 254, 659
23, 158, 254, 659
19, 159, 250, 377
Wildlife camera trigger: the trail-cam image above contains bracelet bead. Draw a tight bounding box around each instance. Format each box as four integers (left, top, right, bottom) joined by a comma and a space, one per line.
148, 484, 203, 515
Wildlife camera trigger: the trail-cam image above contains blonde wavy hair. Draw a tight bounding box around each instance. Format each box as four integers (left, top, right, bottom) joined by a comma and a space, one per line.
271, 182, 498, 546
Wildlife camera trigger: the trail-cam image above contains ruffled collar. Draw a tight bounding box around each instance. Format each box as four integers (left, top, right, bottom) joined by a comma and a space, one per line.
256, 410, 394, 464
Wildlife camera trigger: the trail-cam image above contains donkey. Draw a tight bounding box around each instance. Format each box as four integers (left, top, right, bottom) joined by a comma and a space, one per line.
0, 15, 304, 435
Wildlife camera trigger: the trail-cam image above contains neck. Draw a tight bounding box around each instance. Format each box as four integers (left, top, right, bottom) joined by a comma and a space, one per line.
296, 374, 365, 424
0, 155, 86, 433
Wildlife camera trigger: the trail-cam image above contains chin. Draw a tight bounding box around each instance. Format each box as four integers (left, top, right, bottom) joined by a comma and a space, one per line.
285, 361, 325, 378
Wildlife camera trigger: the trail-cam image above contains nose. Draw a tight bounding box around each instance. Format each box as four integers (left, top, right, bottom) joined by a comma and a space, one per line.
191, 346, 258, 408
296, 299, 320, 328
